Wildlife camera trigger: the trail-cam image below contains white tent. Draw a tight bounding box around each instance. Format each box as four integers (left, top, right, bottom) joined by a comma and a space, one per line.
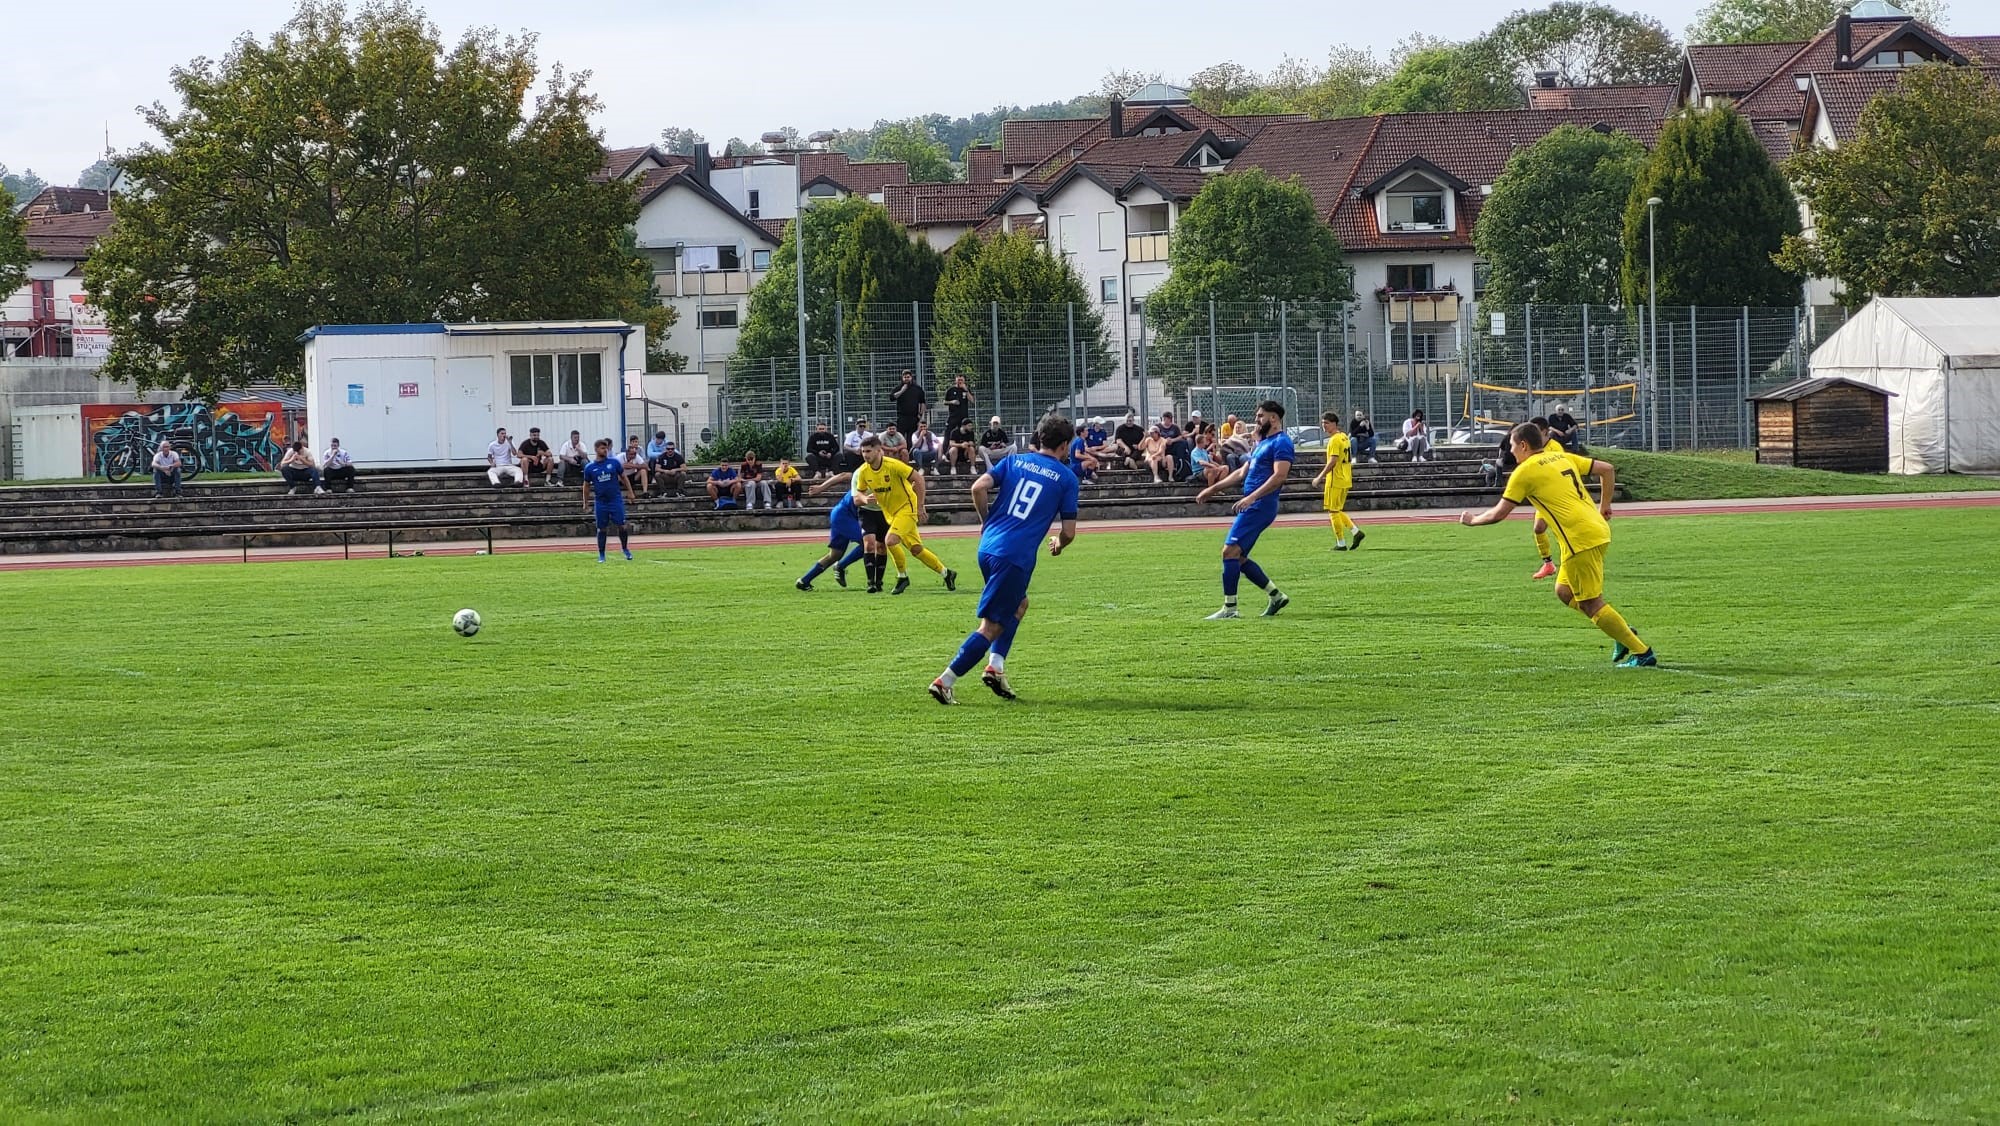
1809, 297, 2000, 474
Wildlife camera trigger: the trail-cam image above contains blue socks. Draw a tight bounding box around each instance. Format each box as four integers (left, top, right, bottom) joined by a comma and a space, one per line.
838, 543, 865, 570
1241, 559, 1269, 590
949, 631, 994, 677
992, 615, 1021, 660
596, 529, 608, 557
1222, 557, 1242, 597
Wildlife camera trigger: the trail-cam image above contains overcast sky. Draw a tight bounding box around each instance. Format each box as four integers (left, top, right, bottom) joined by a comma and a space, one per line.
4, 0, 1716, 184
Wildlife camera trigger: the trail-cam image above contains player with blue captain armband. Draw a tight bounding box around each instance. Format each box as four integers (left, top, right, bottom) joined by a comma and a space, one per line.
929, 415, 1081, 705
1195, 399, 1293, 619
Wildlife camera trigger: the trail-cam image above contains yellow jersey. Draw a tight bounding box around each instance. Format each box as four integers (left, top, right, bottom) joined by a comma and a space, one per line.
854, 457, 918, 517
1324, 432, 1353, 492
1503, 447, 1607, 555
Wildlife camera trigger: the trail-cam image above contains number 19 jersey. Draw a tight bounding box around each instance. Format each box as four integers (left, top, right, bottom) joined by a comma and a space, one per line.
1503, 447, 1608, 555
981, 452, 1080, 567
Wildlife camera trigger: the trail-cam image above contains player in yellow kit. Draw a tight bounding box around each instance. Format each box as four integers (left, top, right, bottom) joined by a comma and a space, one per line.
1310, 410, 1364, 550
853, 436, 957, 596
1459, 422, 1655, 667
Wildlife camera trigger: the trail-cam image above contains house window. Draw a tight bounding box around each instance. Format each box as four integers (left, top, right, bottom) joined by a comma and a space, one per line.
1390, 332, 1443, 363
1100, 277, 1120, 304
510, 352, 605, 406
1472, 260, 1491, 299
680, 245, 743, 272
1098, 211, 1120, 252
751, 249, 771, 271
1386, 264, 1434, 292
746, 189, 761, 218
1863, 49, 1925, 68
717, 245, 742, 272
1387, 174, 1447, 231
699, 308, 739, 329
1057, 214, 1078, 254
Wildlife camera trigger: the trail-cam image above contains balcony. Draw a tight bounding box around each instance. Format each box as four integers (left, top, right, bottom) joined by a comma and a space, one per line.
1127, 232, 1171, 263
1379, 289, 1460, 324
1390, 361, 1464, 380
658, 270, 763, 297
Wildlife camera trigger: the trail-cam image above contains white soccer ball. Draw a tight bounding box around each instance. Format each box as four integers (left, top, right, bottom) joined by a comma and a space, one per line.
452, 608, 482, 637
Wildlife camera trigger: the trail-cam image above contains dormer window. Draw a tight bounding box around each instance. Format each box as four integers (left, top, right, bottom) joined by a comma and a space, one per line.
1387, 173, 1447, 231
1862, 48, 1926, 68
1192, 145, 1223, 167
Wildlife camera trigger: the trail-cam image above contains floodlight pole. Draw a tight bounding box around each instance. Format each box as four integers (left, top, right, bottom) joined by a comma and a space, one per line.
795, 187, 811, 457
1646, 196, 1663, 452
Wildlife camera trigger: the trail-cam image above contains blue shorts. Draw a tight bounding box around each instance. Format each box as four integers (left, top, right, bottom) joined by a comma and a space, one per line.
1225, 503, 1278, 555
974, 552, 1035, 626
594, 498, 627, 528
829, 507, 864, 548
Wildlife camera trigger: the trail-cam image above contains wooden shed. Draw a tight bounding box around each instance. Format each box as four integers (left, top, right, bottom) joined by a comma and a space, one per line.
1747, 377, 1895, 472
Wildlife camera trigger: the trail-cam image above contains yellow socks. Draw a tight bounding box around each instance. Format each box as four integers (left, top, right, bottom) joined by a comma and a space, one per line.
913, 547, 947, 575
888, 543, 909, 575
1332, 512, 1356, 539
1590, 605, 1647, 654
1533, 528, 1552, 559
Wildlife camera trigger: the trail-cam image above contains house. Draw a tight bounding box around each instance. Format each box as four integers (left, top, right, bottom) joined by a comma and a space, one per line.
1, 209, 116, 359
16, 186, 113, 219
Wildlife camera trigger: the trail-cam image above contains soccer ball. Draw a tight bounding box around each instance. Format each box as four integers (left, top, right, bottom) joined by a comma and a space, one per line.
452, 608, 481, 637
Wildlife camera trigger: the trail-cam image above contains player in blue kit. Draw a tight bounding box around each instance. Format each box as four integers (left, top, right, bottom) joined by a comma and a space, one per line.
1194, 399, 1293, 619
929, 415, 1081, 705
795, 477, 869, 591
581, 438, 636, 561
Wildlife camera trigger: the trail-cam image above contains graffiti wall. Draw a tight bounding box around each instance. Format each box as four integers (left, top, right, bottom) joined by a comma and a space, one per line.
82, 402, 291, 478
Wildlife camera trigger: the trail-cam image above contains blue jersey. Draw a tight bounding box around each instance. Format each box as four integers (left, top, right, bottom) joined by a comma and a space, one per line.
583, 456, 625, 502
1241, 431, 1296, 510
980, 452, 1080, 567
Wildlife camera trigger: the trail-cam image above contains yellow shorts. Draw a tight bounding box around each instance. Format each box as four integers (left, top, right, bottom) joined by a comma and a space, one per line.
887, 511, 924, 549
1556, 544, 1606, 601
1323, 487, 1349, 512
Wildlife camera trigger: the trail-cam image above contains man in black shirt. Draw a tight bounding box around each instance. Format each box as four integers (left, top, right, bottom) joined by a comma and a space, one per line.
518, 428, 555, 487
805, 423, 841, 478
890, 369, 927, 437
944, 374, 973, 433
1547, 407, 1584, 453
652, 441, 687, 496
1113, 413, 1147, 470
980, 416, 1011, 468
1157, 411, 1191, 480
944, 417, 978, 474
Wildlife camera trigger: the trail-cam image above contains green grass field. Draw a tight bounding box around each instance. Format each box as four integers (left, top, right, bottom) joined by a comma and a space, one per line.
4, 507, 1999, 1122
1607, 448, 1997, 501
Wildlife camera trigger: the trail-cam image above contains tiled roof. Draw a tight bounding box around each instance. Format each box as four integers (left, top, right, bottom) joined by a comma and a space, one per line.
23, 211, 115, 260
883, 181, 1007, 227
1228, 116, 1380, 226
1527, 84, 1677, 115
1957, 35, 2000, 62
999, 118, 1096, 167
1686, 42, 1806, 97
632, 165, 690, 204
1015, 105, 1299, 184
1116, 166, 1214, 200
964, 144, 1004, 184
1806, 64, 2000, 144
973, 210, 1043, 238
800, 152, 909, 196
597, 145, 678, 182
1751, 118, 1800, 161
753, 218, 789, 243
21, 186, 112, 217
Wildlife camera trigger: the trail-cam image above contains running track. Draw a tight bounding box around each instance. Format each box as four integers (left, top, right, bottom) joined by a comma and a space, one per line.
2, 492, 1995, 572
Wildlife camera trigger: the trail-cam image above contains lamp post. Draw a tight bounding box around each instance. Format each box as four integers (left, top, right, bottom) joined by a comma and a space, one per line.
1646, 195, 1662, 451
768, 129, 837, 456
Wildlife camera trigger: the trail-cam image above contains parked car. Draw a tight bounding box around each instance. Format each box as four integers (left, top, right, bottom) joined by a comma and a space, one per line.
1443, 426, 1512, 446
1286, 425, 1329, 452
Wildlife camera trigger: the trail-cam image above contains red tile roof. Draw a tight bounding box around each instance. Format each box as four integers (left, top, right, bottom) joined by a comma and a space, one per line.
23, 211, 115, 260
964, 144, 1004, 183
999, 118, 1096, 168
883, 181, 1008, 227
597, 145, 679, 182
20, 186, 113, 217
632, 164, 690, 204
800, 152, 909, 196
1685, 42, 1806, 97
1014, 104, 1301, 184
1527, 84, 1677, 115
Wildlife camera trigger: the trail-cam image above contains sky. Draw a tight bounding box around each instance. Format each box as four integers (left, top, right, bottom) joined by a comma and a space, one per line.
2, 0, 1714, 186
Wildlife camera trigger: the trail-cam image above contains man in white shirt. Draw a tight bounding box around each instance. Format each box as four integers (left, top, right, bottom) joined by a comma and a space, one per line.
150, 439, 184, 499
487, 427, 526, 487
322, 437, 357, 493
842, 416, 875, 471
557, 429, 588, 486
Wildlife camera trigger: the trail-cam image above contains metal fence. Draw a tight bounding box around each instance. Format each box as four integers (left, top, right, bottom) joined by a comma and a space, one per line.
714, 300, 1854, 454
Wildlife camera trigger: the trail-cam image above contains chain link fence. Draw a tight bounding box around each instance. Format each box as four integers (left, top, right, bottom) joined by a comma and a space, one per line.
714, 300, 1852, 454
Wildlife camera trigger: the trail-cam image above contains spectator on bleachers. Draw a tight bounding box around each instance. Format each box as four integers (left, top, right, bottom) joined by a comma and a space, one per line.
909, 422, 941, 472
1219, 413, 1242, 441
879, 424, 910, 465
706, 459, 743, 509
322, 437, 357, 493
652, 441, 686, 496
980, 416, 1011, 466
740, 450, 773, 510
281, 440, 326, 495
1069, 431, 1099, 484
1548, 406, 1585, 454
645, 430, 672, 473
1141, 427, 1174, 484
487, 428, 526, 488
1192, 431, 1231, 486
891, 369, 927, 436
944, 417, 978, 474
1082, 417, 1110, 461
806, 423, 841, 478
1218, 422, 1253, 469
620, 436, 650, 495
1350, 410, 1379, 463
1113, 413, 1146, 469
558, 430, 588, 485
842, 417, 875, 470
944, 373, 974, 436
150, 439, 184, 499
519, 428, 556, 487
1158, 411, 1191, 480
773, 457, 804, 508
1400, 409, 1432, 463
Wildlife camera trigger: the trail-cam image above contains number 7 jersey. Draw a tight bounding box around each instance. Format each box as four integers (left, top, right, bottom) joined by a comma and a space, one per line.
981, 452, 1081, 566
1502, 447, 1609, 555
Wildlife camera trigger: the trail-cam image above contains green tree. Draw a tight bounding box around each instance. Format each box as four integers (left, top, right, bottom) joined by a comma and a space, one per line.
0, 165, 46, 203
83, 0, 649, 399
733, 196, 940, 367
0, 183, 27, 298
1270, 47, 1387, 118
1620, 105, 1801, 309
1146, 170, 1352, 396
1475, 125, 1647, 305
657, 127, 705, 156
1779, 65, 2000, 299
1366, 39, 1525, 112
722, 137, 764, 157
75, 160, 120, 190
865, 119, 955, 183
1487, 1, 1683, 86
929, 231, 1114, 395
1188, 62, 1265, 112
1687, 0, 1946, 44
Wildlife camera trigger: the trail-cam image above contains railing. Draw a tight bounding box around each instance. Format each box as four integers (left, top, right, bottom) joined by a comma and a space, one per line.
656, 270, 763, 297
1126, 233, 1171, 263
1382, 291, 1461, 323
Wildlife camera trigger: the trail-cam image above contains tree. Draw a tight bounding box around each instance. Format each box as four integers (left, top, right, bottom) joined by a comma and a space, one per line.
865, 119, 955, 183
1779, 65, 2000, 299
1620, 105, 1801, 309
75, 160, 120, 190
0, 183, 27, 298
1487, 2, 1683, 86
657, 127, 705, 156
1188, 62, 1264, 112
82, 0, 650, 399
1099, 69, 1164, 98
1366, 39, 1525, 112
1145, 170, 1352, 396
929, 231, 1114, 396
0, 165, 46, 203
1687, 0, 1946, 44
1475, 125, 1647, 305
733, 196, 940, 368
723, 137, 764, 157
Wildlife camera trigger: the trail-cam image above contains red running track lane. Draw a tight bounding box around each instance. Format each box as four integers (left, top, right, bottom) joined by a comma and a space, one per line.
2, 492, 1996, 572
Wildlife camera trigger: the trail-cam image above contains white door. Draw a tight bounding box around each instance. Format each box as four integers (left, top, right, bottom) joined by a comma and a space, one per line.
373, 358, 440, 461
446, 357, 497, 460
